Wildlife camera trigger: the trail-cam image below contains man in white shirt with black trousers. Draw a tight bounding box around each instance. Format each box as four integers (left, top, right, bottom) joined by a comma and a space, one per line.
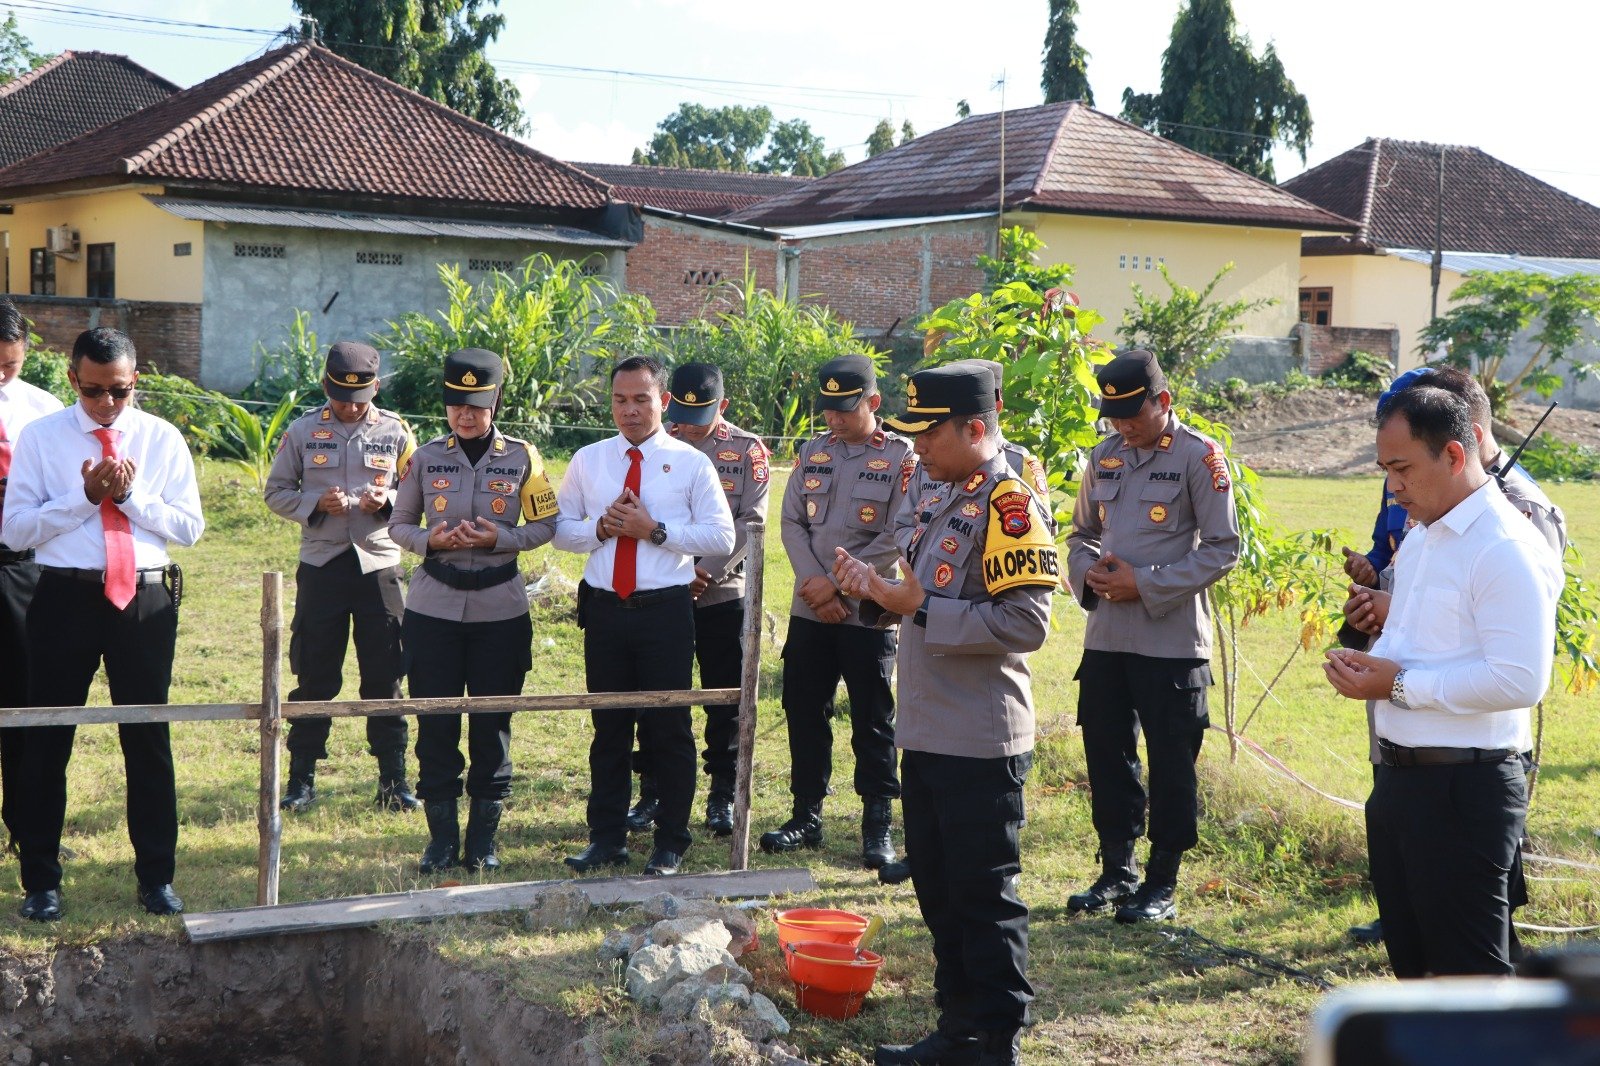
1324, 384, 1562, 978
1, 327, 204, 920
556, 356, 734, 877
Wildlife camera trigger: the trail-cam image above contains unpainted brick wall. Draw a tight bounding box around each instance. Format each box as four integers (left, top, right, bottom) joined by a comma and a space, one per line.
625, 219, 778, 326
1296, 323, 1400, 374
792, 226, 989, 334
9, 295, 202, 380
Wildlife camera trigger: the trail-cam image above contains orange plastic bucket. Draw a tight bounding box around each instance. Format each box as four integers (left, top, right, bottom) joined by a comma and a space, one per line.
785, 940, 883, 1020
774, 908, 869, 951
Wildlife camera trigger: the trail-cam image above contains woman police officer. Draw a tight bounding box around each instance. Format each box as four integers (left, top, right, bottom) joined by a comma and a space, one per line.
389, 349, 559, 872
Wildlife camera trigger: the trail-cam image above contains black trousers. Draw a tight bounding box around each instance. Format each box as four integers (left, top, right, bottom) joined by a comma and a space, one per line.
633, 598, 744, 786
584, 588, 696, 854
0, 555, 40, 841
20, 572, 179, 893
903, 748, 1034, 1034
1075, 650, 1208, 852
286, 551, 408, 760
1367, 758, 1526, 978
780, 615, 899, 803
404, 610, 530, 802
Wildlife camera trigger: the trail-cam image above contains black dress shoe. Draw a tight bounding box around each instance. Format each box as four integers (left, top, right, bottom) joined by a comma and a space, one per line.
137, 883, 184, 916
1348, 917, 1384, 944
878, 859, 913, 885
643, 848, 683, 876
19, 889, 61, 922
564, 842, 630, 874
874, 1029, 980, 1065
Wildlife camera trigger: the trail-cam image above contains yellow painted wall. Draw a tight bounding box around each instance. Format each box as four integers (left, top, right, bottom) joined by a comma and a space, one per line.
1, 186, 203, 302
1297, 253, 1465, 369
1016, 212, 1304, 338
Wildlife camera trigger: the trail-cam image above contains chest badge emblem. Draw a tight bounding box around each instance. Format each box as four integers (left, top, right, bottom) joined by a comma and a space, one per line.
432, 495, 448, 513
934, 562, 954, 588
1148, 504, 1168, 523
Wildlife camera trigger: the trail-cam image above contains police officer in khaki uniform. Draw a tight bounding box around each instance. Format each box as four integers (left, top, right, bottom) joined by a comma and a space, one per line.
1065, 350, 1239, 923
762, 354, 915, 868
643, 363, 772, 836
835, 364, 1057, 1066
264, 342, 419, 813
389, 349, 559, 873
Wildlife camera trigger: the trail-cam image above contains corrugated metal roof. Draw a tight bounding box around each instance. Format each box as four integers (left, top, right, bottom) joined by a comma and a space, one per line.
147, 196, 632, 247
770, 212, 994, 239
1387, 248, 1600, 277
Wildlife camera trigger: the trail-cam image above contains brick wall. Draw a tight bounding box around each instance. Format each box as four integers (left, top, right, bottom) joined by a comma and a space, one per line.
624, 217, 779, 326
9, 295, 202, 380
1294, 322, 1400, 374
791, 222, 990, 335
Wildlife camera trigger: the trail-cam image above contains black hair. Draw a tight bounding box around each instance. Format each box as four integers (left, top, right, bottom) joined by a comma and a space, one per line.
71, 327, 137, 369
0, 298, 25, 345
1377, 385, 1474, 458
960, 411, 1000, 438
611, 355, 668, 391
1398, 365, 1491, 429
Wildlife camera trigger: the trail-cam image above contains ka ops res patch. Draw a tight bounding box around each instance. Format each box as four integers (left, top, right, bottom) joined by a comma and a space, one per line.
982, 478, 1060, 595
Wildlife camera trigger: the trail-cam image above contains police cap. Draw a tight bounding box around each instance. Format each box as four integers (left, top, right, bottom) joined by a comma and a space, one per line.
666, 362, 724, 426
816, 355, 875, 412
885, 363, 996, 434
324, 341, 380, 402
442, 348, 504, 409
1096, 349, 1168, 419
953, 358, 1004, 404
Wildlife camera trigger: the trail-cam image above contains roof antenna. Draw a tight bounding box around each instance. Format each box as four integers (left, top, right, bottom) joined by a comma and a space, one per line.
300, 15, 320, 43
993, 70, 1007, 245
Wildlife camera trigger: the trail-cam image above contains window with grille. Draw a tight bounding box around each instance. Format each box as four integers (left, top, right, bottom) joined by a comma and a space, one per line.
234, 243, 285, 259
1299, 287, 1333, 325
682, 268, 722, 286
356, 251, 403, 266
468, 258, 515, 272
86, 243, 115, 299
28, 248, 53, 295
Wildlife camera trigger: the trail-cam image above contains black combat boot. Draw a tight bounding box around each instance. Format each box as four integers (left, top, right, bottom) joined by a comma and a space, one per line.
418, 799, 459, 873
705, 774, 735, 837
874, 1030, 981, 1065
373, 749, 421, 813
278, 755, 317, 813
861, 796, 896, 869
626, 776, 659, 833
975, 1028, 1021, 1066
462, 798, 503, 871
878, 858, 913, 885
1067, 839, 1139, 915
759, 799, 824, 854
1115, 848, 1182, 923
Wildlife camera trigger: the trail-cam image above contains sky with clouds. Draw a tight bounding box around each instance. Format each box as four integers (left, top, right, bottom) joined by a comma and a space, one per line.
13, 0, 1600, 209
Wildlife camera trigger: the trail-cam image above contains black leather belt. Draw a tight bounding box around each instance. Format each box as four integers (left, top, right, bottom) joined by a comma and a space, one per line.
0, 547, 33, 565
1378, 739, 1519, 768
421, 558, 519, 591
588, 584, 690, 609
40, 564, 168, 586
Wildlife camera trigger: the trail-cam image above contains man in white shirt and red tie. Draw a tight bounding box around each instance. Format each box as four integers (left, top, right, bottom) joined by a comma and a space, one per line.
1324, 385, 1562, 977
555, 356, 734, 876
0, 298, 63, 856
0, 327, 204, 921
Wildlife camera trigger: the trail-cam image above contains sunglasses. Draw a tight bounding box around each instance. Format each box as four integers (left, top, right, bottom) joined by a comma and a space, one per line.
77, 385, 135, 399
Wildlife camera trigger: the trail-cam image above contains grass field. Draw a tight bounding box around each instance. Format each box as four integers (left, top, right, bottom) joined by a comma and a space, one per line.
3, 461, 1597, 1065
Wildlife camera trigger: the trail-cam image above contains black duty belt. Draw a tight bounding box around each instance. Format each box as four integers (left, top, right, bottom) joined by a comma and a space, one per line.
1378, 740, 1519, 768
0, 547, 34, 565
40, 564, 169, 587
588, 584, 690, 609
421, 558, 519, 591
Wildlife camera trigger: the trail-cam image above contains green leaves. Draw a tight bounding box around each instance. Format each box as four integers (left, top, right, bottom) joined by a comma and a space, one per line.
1118, 262, 1274, 390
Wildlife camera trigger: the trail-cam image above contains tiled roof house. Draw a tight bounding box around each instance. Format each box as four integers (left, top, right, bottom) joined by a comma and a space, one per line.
0, 50, 178, 170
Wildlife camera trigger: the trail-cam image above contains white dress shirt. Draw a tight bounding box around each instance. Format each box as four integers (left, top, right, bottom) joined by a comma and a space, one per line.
0, 376, 64, 544
1, 403, 205, 568
1370, 480, 1563, 750
553, 430, 734, 592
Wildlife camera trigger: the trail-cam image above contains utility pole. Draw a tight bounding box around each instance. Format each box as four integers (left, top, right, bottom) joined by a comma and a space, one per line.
994, 71, 1007, 247
1430, 146, 1446, 322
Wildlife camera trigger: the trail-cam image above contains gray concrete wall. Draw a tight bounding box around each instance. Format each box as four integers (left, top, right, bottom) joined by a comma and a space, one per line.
199, 223, 623, 392
1497, 320, 1600, 412
1195, 336, 1300, 386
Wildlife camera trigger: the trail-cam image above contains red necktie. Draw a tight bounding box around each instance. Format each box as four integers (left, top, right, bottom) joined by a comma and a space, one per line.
92, 427, 137, 610
612, 446, 643, 599
0, 416, 10, 528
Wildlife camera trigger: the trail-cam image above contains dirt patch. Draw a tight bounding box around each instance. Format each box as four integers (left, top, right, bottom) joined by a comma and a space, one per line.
1218, 387, 1600, 476
0, 931, 589, 1065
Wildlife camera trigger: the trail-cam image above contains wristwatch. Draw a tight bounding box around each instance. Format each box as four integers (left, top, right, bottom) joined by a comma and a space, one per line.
913, 594, 930, 629
1389, 668, 1409, 709
649, 522, 668, 546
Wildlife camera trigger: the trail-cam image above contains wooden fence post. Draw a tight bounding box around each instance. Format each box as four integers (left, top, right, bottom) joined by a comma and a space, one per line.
257, 572, 284, 906
728, 522, 766, 871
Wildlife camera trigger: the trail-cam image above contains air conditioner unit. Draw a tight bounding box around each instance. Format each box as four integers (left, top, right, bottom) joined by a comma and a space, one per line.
46, 224, 79, 259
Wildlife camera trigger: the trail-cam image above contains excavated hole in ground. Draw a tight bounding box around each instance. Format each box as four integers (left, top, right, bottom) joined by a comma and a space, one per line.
0, 929, 589, 1065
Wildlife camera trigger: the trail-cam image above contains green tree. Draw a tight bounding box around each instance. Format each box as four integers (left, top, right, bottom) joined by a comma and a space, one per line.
977, 226, 1074, 293
1041, 0, 1094, 105
900, 120, 916, 144
290, 0, 525, 134
866, 119, 896, 158
956, 99, 971, 119
1119, 0, 1310, 180
0, 12, 45, 84
1418, 270, 1600, 414
1118, 262, 1274, 388
635, 103, 773, 171
758, 118, 844, 176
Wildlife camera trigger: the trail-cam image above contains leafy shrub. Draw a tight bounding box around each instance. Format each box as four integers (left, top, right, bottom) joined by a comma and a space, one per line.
136, 371, 232, 448
20, 346, 71, 404
1322, 349, 1391, 394
1118, 262, 1276, 389
1518, 434, 1600, 483
240, 309, 322, 406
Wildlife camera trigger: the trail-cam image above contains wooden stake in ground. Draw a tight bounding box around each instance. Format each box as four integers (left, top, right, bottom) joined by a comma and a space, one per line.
257, 572, 283, 906
729, 521, 766, 871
